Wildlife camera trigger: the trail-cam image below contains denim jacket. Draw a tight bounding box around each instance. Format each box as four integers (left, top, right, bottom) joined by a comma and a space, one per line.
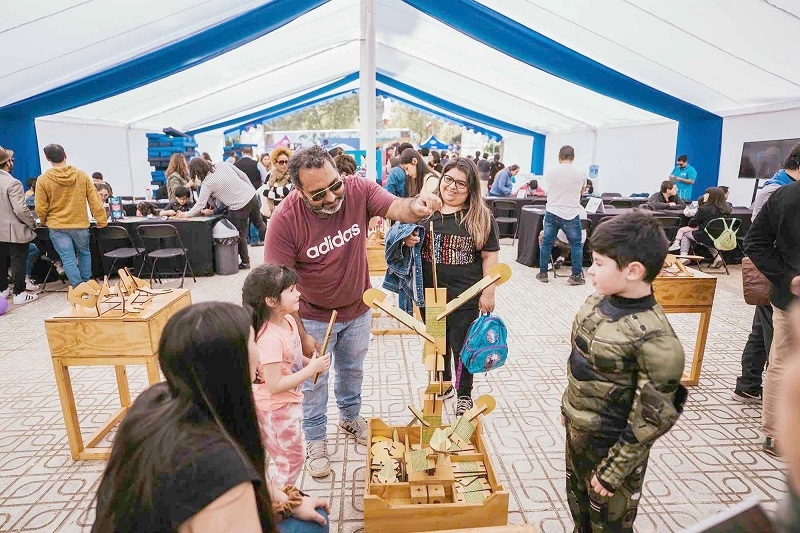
382, 222, 426, 313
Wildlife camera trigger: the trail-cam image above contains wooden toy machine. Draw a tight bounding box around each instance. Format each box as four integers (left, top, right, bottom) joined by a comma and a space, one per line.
360, 219, 512, 533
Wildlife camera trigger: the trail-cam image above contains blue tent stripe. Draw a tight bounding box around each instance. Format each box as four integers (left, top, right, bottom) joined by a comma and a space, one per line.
402, 0, 721, 194
187, 73, 359, 135
378, 74, 545, 173
376, 89, 502, 141
0, 0, 330, 181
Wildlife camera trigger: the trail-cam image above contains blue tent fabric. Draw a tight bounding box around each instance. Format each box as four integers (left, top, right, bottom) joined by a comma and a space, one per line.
187, 73, 359, 135
420, 136, 448, 150
378, 74, 546, 174
0, 0, 329, 181
402, 0, 721, 195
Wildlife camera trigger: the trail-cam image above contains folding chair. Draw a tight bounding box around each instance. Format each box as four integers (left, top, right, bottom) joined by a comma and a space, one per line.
552, 218, 592, 278
600, 192, 622, 199
136, 224, 196, 288
491, 200, 519, 245
97, 225, 145, 278
691, 217, 742, 275
653, 216, 682, 243
609, 199, 633, 208
35, 231, 69, 293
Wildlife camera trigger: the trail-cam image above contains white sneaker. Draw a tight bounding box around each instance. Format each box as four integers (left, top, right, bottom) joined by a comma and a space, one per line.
668, 241, 681, 252
13, 292, 38, 305
54, 262, 65, 275
710, 255, 724, 268
1, 288, 10, 299
305, 440, 331, 478
25, 278, 40, 291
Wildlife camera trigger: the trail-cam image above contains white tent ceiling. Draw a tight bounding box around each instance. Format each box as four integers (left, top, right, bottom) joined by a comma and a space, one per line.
4, 0, 800, 135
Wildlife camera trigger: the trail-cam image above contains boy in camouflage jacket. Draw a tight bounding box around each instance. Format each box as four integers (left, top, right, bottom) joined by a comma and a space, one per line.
561, 211, 688, 532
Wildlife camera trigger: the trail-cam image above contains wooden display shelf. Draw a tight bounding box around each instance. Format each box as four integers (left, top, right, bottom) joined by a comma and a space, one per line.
652, 268, 717, 386
45, 289, 192, 460
364, 419, 509, 533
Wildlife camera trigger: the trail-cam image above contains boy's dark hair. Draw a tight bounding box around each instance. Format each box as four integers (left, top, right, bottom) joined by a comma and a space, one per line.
589, 211, 668, 283
92, 172, 104, 180
174, 185, 190, 198
660, 180, 674, 193
677, 154, 688, 163
43, 144, 66, 163
242, 264, 299, 338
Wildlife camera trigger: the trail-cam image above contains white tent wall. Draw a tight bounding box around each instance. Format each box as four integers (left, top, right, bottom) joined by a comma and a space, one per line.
195, 131, 227, 165
543, 123, 677, 196
499, 133, 533, 176
34, 118, 153, 197
719, 108, 800, 209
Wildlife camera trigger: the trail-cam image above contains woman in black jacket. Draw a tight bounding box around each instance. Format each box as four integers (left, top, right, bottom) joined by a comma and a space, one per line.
678, 187, 730, 266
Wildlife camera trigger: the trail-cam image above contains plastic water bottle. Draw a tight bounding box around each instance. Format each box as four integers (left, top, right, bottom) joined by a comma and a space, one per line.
145, 186, 153, 200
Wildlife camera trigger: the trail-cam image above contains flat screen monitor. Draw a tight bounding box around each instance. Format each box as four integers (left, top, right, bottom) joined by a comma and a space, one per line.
739, 138, 800, 180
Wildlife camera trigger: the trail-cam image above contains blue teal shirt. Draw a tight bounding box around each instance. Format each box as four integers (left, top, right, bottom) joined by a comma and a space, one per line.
670, 164, 697, 201
385, 166, 407, 197
489, 168, 513, 196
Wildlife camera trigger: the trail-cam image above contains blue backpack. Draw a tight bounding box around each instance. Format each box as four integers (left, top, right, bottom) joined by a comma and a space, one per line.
460, 314, 508, 374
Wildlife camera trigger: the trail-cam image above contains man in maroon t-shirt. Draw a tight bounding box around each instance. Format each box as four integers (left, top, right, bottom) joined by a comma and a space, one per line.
264, 145, 442, 478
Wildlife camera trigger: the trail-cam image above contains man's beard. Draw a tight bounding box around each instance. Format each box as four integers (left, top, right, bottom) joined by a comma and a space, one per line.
304, 190, 346, 217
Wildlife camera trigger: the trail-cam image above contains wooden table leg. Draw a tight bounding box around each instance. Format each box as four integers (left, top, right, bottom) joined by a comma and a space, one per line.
685, 309, 712, 387
145, 355, 161, 385
51, 358, 83, 460
115, 365, 131, 407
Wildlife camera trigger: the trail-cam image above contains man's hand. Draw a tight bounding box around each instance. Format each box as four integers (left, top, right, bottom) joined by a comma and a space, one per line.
413, 191, 443, 218
175, 211, 189, 218
301, 333, 321, 359
791, 275, 800, 297
96, 223, 108, 229
590, 474, 613, 498
292, 496, 330, 526
201, 208, 215, 216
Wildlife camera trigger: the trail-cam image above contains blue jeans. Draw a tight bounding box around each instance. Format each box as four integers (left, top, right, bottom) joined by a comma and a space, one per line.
277, 509, 329, 533
301, 310, 371, 442
27, 243, 40, 277
539, 212, 583, 276
49, 228, 93, 287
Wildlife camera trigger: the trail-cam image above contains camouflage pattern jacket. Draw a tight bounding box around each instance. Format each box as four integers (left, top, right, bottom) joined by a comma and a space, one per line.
562, 293, 688, 491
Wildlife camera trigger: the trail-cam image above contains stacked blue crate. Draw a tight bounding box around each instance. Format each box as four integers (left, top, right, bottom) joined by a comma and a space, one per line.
146, 131, 198, 195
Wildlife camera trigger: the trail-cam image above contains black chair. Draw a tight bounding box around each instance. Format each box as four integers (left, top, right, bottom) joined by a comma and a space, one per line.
552, 218, 592, 278
653, 216, 682, 243
690, 217, 743, 275
136, 224, 196, 288
491, 200, 519, 244
35, 231, 69, 293
97, 225, 145, 278
600, 192, 622, 199
531, 198, 548, 206
609, 199, 633, 208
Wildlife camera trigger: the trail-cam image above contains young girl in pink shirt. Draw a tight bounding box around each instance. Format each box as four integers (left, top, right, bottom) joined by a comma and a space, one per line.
243, 265, 330, 487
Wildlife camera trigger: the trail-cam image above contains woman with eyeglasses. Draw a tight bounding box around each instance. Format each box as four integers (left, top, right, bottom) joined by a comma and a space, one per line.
403, 157, 500, 417
265, 148, 293, 214
92, 302, 330, 532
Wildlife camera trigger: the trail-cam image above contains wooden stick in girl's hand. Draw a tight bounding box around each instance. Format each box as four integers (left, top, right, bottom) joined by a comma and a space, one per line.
313, 310, 337, 384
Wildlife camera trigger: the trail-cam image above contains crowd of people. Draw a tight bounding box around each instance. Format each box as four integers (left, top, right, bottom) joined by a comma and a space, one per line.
2, 137, 800, 532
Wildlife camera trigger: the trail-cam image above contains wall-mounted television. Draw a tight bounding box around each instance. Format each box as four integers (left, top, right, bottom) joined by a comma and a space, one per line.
739, 138, 800, 180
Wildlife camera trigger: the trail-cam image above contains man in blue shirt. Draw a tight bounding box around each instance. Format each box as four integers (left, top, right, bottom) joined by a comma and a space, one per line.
669, 154, 697, 201
489, 164, 519, 196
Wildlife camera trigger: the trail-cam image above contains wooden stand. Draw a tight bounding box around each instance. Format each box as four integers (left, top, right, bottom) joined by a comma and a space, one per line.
652, 267, 717, 386
44, 289, 192, 460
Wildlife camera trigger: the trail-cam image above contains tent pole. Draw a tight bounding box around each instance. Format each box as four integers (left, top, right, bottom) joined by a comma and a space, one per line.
359, 0, 377, 183
125, 126, 137, 200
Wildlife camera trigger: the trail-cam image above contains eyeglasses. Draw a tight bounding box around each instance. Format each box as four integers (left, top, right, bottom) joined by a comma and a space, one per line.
442, 174, 468, 191
308, 179, 344, 202
277, 159, 289, 165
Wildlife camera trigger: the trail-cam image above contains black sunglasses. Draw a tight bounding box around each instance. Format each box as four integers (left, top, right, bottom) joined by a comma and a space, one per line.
309, 179, 344, 202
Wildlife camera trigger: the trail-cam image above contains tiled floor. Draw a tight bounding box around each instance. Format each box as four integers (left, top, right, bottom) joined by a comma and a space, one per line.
0, 244, 786, 532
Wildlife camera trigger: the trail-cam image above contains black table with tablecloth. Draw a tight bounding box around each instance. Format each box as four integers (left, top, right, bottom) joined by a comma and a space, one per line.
516, 206, 753, 268
34, 215, 223, 282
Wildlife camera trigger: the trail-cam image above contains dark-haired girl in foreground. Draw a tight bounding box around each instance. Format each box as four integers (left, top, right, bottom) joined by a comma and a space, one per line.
92, 302, 329, 533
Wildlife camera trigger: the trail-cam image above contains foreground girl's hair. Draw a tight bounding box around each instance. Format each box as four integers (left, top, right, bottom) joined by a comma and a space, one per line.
242, 264, 299, 338
92, 302, 275, 532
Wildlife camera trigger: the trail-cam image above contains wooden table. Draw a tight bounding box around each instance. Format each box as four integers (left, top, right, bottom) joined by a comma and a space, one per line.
652, 269, 717, 386
44, 289, 192, 460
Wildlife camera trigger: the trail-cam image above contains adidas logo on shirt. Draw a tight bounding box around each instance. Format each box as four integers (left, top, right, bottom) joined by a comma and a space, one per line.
306, 224, 361, 259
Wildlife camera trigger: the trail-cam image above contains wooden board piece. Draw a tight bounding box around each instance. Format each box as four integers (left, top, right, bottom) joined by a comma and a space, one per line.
427, 484, 446, 504
411, 484, 428, 505
436, 264, 511, 321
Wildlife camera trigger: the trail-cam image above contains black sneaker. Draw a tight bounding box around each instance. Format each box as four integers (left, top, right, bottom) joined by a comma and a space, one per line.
536, 271, 549, 283
455, 396, 473, 417
763, 437, 779, 457
567, 274, 585, 286
731, 389, 762, 404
